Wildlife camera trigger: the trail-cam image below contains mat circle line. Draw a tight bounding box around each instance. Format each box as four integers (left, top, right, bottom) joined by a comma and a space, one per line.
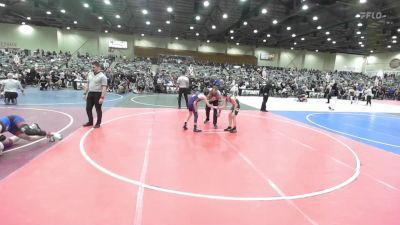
1, 93, 123, 106
80, 110, 360, 201
3, 107, 74, 154
131, 95, 179, 108
306, 113, 400, 148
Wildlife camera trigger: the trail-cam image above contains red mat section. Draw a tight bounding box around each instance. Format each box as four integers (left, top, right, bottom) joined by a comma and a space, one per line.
0, 108, 399, 225
0, 107, 88, 179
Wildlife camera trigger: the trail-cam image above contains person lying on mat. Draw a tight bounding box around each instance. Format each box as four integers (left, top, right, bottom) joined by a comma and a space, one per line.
0, 115, 63, 155
183, 88, 219, 133
0, 135, 20, 155
220, 92, 240, 133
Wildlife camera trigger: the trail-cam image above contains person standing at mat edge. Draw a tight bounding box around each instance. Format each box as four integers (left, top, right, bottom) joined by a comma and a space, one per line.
328, 83, 339, 111
83, 61, 107, 128
365, 86, 373, 106
176, 73, 189, 109
259, 81, 270, 112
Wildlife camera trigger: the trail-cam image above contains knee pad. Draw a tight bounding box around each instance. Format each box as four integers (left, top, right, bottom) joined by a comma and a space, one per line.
2, 138, 13, 149
29, 123, 40, 130
20, 124, 46, 136
193, 111, 199, 123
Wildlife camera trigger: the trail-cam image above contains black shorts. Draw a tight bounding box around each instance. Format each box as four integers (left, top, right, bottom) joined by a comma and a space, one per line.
5, 92, 18, 99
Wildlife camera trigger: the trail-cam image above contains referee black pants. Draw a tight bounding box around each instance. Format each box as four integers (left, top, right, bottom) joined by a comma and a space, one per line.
86, 92, 103, 125
366, 95, 372, 106
5, 92, 18, 104
205, 100, 219, 125
261, 95, 269, 111
178, 88, 188, 108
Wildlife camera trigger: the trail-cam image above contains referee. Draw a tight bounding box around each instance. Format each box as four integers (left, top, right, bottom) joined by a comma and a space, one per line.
259, 81, 270, 112
176, 74, 189, 109
83, 61, 107, 128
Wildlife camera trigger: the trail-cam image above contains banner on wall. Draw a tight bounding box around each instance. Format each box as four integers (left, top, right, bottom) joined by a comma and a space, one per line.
108, 40, 128, 49
389, 58, 400, 69
0, 41, 18, 48
260, 52, 275, 61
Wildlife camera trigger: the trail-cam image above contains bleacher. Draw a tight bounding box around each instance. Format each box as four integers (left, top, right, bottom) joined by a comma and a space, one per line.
0, 49, 398, 100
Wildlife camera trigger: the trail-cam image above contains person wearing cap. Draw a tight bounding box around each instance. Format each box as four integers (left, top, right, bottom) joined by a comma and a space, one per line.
0, 73, 24, 105
259, 81, 270, 112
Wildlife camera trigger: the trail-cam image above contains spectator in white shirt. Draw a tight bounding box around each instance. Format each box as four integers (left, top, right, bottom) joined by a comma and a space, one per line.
0, 73, 24, 105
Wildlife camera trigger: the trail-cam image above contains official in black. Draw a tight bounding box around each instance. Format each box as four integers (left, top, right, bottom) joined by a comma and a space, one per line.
259, 81, 270, 112
176, 74, 190, 109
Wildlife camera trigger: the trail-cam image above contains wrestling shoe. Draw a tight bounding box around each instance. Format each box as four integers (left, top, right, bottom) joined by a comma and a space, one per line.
30, 123, 41, 130
224, 127, 232, 131
83, 122, 93, 127
49, 133, 63, 142
193, 128, 202, 132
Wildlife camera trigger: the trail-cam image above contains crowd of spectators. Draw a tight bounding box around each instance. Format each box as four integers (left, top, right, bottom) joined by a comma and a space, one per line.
1, 49, 400, 101
0, 49, 117, 91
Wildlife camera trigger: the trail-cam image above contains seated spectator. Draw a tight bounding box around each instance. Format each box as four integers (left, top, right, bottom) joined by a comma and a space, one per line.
297, 88, 307, 102
1, 73, 24, 104
39, 75, 48, 91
